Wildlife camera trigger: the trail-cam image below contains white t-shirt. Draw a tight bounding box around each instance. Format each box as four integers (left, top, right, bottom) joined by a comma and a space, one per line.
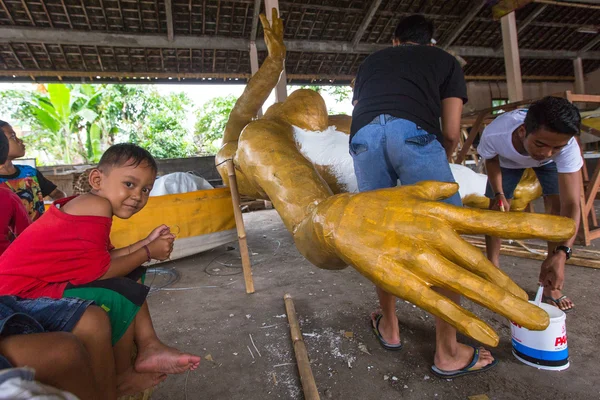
477, 109, 583, 173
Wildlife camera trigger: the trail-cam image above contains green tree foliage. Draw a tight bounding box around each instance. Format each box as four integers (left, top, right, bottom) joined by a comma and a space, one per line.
193, 95, 238, 154
0, 84, 197, 164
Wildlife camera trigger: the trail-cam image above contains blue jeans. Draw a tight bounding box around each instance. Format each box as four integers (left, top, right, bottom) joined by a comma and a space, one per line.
484, 162, 559, 199
350, 114, 461, 206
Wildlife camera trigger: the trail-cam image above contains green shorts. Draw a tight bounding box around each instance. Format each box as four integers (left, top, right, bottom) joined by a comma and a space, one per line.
63, 268, 149, 345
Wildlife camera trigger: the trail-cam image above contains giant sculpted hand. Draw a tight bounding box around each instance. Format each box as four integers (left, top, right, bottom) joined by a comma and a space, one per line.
217, 10, 576, 347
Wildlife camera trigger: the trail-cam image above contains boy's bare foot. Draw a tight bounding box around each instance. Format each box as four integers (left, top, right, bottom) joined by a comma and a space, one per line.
135, 341, 201, 374
117, 368, 166, 396
434, 343, 495, 372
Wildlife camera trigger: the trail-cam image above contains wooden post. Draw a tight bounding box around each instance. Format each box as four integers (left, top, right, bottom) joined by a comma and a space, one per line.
573, 57, 585, 95
501, 12, 523, 102
264, 0, 287, 102
284, 294, 320, 400
249, 41, 263, 117
226, 159, 255, 294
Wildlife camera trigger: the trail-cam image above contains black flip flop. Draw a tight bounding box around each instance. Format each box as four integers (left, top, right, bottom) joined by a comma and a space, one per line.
543, 295, 574, 313
371, 313, 403, 351
430, 345, 498, 378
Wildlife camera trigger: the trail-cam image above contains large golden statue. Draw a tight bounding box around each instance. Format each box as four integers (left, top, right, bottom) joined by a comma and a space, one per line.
216, 11, 574, 347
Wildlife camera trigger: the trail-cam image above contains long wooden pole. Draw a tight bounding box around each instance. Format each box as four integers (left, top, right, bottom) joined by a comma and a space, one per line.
226, 159, 255, 294
284, 294, 320, 400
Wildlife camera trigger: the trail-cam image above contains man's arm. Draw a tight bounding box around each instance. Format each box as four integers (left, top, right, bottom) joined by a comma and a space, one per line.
48, 187, 66, 200
441, 97, 463, 160
484, 155, 507, 210
539, 171, 581, 291
557, 171, 581, 247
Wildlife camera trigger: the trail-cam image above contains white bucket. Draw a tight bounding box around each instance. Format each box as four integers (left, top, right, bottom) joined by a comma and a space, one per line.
510, 301, 569, 371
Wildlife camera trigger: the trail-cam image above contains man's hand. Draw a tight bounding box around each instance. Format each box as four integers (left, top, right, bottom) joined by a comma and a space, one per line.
539, 251, 566, 291
146, 224, 171, 243
147, 234, 175, 261
489, 193, 509, 212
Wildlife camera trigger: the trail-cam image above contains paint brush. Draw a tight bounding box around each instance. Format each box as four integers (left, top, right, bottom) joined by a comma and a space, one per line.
498, 199, 506, 212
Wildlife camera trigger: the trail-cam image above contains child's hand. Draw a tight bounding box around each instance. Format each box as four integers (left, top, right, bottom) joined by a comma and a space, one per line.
147, 234, 175, 261
147, 224, 171, 243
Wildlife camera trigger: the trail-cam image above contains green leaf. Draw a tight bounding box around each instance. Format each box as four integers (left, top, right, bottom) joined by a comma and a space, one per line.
47, 84, 71, 121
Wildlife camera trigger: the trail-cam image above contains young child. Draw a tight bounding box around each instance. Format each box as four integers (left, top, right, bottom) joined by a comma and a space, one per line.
0, 120, 66, 221
477, 96, 582, 312
0, 132, 30, 255
0, 143, 200, 393
0, 295, 116, 399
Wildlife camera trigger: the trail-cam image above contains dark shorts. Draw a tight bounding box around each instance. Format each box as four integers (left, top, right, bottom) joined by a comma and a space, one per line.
0, 296, 93, 338
0, 296, 93, 370
485, 162, 559, 199
63, 267, 149, 345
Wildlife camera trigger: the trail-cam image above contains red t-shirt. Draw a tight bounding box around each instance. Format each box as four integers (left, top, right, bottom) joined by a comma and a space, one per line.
0, 188, 31, 256
0, 196, 112, 299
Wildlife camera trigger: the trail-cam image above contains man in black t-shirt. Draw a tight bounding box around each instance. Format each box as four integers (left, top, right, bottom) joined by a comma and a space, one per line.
351, 16, 497, 378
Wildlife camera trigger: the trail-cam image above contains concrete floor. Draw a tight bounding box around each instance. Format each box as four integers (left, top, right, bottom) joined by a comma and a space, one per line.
147, 209, 599, 400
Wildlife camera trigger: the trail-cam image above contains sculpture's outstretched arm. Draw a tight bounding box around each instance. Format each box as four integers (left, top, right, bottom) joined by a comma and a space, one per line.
237, 114, 575, 347
218, 10, 576, 347
221, 9, 286, 144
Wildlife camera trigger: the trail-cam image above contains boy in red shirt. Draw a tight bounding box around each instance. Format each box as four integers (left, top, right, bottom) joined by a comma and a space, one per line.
0, 132, 30, 255
0, 143, 200, 394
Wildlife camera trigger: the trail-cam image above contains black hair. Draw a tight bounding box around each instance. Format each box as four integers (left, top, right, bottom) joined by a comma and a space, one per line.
16, 190, 33, 202
394, 15, 434, 45
524, 97, 581, 137
0, 127, 8, 164
0, 120, 10, 129
98, 143, 158, 174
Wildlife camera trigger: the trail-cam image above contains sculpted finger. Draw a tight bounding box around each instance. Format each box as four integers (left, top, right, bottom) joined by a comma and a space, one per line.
428, 204, 575, 242
433, 228, 527, 300
408, 181, 459, 202
409, 251, 549, 332
353, 254, 500, 347
259, 13, 270, 30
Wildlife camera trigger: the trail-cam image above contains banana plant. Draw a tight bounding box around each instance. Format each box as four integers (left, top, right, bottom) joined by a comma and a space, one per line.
26, 83, 104, 163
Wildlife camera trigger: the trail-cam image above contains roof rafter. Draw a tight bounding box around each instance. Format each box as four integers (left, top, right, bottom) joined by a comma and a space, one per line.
442, 0, 487, 49
351, 0, 382, 48
1, 26, 600, 60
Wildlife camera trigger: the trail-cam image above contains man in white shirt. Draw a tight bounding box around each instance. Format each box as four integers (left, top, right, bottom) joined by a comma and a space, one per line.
477, 96, 582, 312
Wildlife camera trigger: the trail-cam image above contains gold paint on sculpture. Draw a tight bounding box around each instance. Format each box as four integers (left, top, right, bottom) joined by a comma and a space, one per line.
217, 10, 575, 347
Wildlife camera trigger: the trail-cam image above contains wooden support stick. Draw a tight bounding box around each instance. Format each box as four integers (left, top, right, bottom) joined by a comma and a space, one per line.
226, 159, 255, 294
284, 294, 320, 400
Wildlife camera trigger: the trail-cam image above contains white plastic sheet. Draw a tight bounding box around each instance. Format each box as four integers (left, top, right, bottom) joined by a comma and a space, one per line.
150, 172, 213, 197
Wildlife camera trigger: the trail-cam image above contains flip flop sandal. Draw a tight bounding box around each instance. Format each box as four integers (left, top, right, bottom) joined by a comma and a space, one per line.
430, 345, 498, 379
543, 295, 574, 313
371, 313, 403, 351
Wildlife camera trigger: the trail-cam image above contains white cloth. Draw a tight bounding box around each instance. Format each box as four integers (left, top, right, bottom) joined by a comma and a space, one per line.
0, 368, 78, 400
150, 172, 213, 197
477, 109, 583, 173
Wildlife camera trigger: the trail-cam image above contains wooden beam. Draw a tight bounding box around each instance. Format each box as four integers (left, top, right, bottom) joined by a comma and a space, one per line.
519, 4, 547, 34
250, 0, 261, 42
443, 0, 486, 49
573, 57, 585, 94
0, 1, 15, 25
1, 26, 600, 60
501, 12, 523, 102
494, 4, 547, 52
580, 34, 600, 53
534, 0, 600, 10
165, 0, 174, 41
351, 0, 382, 48
265, 0, 286, 102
